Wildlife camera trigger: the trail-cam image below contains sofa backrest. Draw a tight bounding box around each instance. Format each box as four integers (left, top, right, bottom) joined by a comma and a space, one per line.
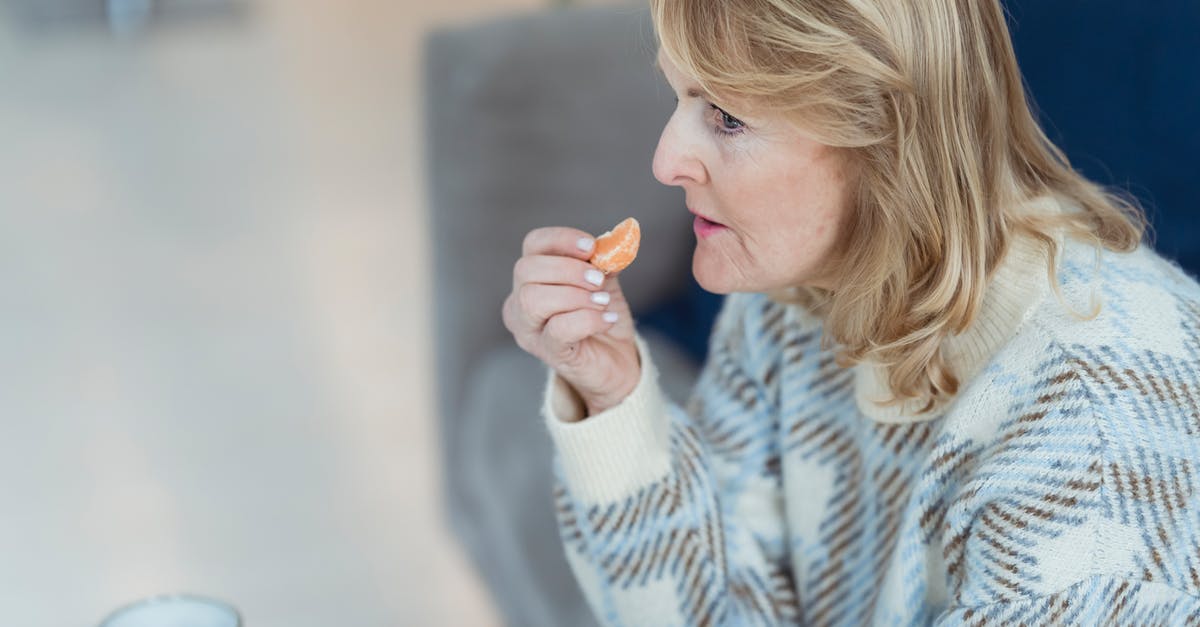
422, 3, 694, 434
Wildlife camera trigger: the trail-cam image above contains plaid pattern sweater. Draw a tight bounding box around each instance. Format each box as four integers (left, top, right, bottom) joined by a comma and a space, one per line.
541, 225, 1200, 626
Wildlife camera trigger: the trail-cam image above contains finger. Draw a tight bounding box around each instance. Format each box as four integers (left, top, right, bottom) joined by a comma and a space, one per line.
502, 293, 534, 351
589, 273, 631, 311
599, 273, 626, 295
522, 226, 601, 260
513, 254, 608, 293
542, 308, 619, 358
518, 283, 611, 329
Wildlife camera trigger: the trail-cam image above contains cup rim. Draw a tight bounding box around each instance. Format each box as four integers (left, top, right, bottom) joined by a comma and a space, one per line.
98, 593, 242, 627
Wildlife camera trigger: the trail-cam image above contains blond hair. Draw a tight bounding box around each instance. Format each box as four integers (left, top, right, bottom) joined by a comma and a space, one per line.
650, 0, 1148, 415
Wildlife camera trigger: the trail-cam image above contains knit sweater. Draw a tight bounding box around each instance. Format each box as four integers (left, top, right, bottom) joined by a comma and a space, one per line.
540, 206, 1200, 626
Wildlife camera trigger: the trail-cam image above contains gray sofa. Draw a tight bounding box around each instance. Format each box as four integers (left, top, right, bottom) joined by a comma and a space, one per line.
422, 3, 704, 626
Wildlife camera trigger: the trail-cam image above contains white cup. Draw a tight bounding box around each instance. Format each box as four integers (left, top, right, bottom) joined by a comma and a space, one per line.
98, 594, 241, 627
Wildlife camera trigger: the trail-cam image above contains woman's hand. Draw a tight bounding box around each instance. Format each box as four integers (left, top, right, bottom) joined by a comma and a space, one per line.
502, 226, 641, 419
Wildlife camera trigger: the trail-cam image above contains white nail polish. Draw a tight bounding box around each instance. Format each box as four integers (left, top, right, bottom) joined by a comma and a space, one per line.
577, 237, 594, 252
585, 269, 604, 286
592, 291, 610, 305
603, 311, 618, 323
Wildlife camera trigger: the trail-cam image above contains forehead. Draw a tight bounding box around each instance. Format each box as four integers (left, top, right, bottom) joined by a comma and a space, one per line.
655, 48, 772, 120
655, 49, 715, 99
654, 50, 686, 82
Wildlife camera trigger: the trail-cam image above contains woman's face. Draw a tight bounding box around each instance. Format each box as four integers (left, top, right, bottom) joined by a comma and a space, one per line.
652, 51, 854, 294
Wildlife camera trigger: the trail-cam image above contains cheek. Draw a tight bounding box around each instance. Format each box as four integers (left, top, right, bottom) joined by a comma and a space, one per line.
767, 176, 848, 266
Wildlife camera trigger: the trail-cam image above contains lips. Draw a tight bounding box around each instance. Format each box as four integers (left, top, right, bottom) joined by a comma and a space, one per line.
688, 208, 724, 226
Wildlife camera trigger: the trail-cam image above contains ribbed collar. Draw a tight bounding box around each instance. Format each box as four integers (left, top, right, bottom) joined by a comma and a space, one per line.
853, 197, 1064, 424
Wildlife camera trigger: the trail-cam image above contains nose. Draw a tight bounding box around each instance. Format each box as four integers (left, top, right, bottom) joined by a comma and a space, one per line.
652, 115, 708, 187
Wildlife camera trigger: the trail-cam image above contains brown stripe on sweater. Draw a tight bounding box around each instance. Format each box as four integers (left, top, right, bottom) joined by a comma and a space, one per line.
1046, 593, 1071, 625
710, 490, 727, 576
1106, 579, 1132, 625
626, 530, 660, 584
976, 527, 1023, 561
1123, 368, 1152, 397
680, 535, 700, 583
1065, 461, 1102, 492
624, 484, 657, 533
673, 444, 699, 508
791, 417, 829, 440
944, 531, 967, 579
919, 496, 945, 532
1069, 357, 1103, 384
1173, 464, 1190, 512
1144, 371, 1168, 402
686, 549, 712, 626
1163, 375, 1184, 407
767, 563, 801, 620
981, 508, 1025, 539
1040, 492, 1079, 508
991, 503, 1032, 529
877, 466, 903, 508
999, 426, 1030, 446
763, 360, 780, 390
729, 580, 761, 618
878, 423, 900, 449
1152, 546, 1167, 572
870, 515, 901, 596
806, 558, 847, 626
765, 453, 781, 479
784, 337, 808, 366
912, 423, 933, 451
1127, 467, 1146, 503
1016, 502, 1055, 521
832, 432, 856, 459
1018, 409, 1047, 423
604, 494, 633, 528
930, 448, 963, 472
1049, 368, 1081, 386
1097, 362, 1131, 390
807, 553, 846, 596
706, 421, 742, 448
652, 484, 676, 518
1109, 462, 1128, 502
1036, 388, 1068, 404
658, 528, 681, 577
993, 573, 1023, 600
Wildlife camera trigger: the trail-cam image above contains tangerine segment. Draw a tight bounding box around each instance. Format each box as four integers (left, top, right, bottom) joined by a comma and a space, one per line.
589, 217, 641, 274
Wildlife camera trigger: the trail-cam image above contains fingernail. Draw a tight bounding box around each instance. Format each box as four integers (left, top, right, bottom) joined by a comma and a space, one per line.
591, 291, 610, 305
603, 311, 618, 323
576, 237, 594, 252
585, 269, 605, 286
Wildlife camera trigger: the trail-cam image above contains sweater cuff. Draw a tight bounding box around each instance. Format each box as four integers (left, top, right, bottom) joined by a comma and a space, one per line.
540, 333, 673, 504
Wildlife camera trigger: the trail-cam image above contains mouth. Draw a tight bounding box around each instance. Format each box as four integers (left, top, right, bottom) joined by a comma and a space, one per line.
688, 208, 724, 226
691, 212, 728, 239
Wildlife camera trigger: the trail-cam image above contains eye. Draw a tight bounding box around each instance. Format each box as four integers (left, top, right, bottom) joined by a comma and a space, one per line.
710, 104, 746, 137
670, 96, 748, 137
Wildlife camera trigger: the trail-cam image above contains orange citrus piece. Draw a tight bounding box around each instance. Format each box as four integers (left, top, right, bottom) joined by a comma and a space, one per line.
589, 217, 640, 274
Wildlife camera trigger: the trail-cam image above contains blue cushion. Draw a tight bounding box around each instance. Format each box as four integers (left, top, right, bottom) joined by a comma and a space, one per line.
1006, 0, 1200, 275
635, 272, 725, 366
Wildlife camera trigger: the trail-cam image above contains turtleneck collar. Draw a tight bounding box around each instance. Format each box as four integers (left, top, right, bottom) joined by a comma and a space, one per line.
853, 197, 1065, 424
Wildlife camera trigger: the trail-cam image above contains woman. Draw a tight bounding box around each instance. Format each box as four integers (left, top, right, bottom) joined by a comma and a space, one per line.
501, 0, 1200, 624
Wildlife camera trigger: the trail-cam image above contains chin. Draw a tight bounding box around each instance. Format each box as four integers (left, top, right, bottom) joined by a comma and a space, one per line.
692, 257, 738, 295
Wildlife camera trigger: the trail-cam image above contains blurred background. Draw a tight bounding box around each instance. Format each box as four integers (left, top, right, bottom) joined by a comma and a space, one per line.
1, 0, 1195, 626
0, 0, 622, 625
